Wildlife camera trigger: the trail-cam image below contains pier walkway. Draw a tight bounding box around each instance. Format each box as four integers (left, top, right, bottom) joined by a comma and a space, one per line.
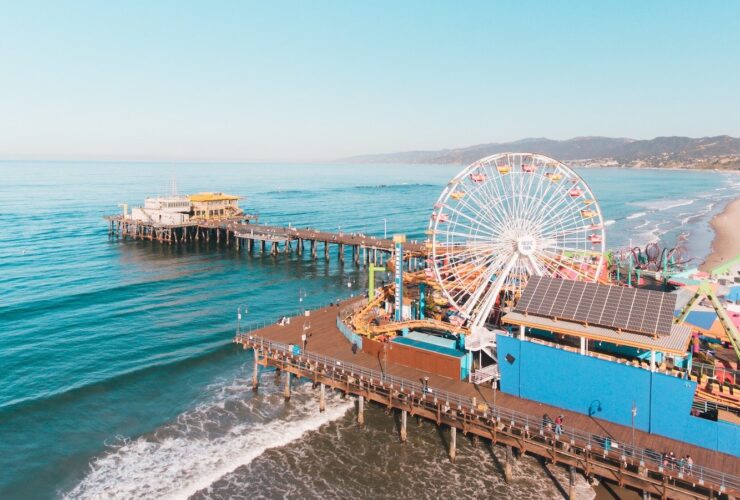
235, 300, 740, 499
106, 215, 427, 263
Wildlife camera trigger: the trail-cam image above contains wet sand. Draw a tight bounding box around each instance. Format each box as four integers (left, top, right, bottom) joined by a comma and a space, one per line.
700, 197, 740, 272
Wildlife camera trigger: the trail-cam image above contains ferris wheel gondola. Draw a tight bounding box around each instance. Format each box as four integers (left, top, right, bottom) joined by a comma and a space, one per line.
429, 153, 606, 328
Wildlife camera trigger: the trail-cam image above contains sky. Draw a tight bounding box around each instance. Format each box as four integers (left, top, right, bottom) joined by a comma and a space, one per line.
0, 1, 739, 162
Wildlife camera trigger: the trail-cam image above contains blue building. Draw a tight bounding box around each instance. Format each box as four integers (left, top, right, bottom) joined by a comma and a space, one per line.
496, 276, 739, 457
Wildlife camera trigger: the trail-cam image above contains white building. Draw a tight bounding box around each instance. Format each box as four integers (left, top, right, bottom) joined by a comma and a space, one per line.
130, 196, 191, 225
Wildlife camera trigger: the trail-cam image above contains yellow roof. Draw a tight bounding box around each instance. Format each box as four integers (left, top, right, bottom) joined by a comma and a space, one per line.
188, 192, 240, 202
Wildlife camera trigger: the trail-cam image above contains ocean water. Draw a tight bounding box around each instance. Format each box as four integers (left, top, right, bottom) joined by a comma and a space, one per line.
0, 162, 737, 499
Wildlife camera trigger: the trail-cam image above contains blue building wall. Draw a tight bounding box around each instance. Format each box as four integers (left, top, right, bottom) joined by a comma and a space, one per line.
497, 334, 740, 456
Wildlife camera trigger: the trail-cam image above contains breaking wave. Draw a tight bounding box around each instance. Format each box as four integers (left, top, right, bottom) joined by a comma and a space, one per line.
64, 381, 352, 500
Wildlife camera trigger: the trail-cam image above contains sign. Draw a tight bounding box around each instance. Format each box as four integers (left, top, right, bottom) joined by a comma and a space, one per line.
393, 234, 405, 321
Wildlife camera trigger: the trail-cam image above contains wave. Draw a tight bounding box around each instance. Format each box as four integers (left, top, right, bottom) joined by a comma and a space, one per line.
0, 342, 237, 415
626, 211, 646, 220
603, 219, 616, 226
634, 198, 696, 211
63, 384, 353, 499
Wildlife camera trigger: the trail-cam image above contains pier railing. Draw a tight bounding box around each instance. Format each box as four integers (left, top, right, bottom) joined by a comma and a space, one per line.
236, 333, 740, 495
692, 361, 739, 387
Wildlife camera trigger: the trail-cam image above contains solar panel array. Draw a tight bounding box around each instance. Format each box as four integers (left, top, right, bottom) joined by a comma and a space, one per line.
514, 276, 676, 337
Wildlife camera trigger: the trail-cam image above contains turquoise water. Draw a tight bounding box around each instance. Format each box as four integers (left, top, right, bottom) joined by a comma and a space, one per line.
0, 163, 737, 499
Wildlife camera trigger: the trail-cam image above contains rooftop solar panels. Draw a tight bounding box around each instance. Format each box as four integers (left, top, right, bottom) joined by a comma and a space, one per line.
514, 276, 676, 337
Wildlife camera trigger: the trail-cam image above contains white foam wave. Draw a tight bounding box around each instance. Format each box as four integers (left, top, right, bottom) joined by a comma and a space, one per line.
626, 211, 646, 220
64, 386, 352, 500
635, 198, 696, 211
604, 219, 616, 226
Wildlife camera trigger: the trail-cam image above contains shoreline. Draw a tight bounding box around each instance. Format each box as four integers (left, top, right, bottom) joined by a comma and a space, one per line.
699, 197, 740, 272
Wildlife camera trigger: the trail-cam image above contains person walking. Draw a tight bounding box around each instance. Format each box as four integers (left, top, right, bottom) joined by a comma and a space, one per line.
542, 413, 553, 432
555, 415, 564, 438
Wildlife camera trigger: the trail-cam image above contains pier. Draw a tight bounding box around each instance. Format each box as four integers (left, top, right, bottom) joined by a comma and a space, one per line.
105, 215, 427, 265
235, 300, 740, 500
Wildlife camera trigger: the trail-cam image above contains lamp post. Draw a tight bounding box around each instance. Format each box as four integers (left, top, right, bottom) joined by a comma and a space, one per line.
383, 218, 387, 239
237, 304, 248, 335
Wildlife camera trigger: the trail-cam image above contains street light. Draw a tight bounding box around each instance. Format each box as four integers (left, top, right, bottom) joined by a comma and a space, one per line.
237, 304, 248, 335
383, 218, 387, 239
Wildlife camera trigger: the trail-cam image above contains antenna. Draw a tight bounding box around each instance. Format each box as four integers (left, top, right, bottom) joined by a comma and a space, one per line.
170, 176, 178, 196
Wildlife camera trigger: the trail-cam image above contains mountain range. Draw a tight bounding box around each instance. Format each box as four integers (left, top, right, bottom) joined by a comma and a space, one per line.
343, 136, 740, 170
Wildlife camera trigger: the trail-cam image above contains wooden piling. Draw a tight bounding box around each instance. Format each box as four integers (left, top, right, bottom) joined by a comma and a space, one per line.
252, 352, 260, 392
319, 383, 326, 412
400, 409, 408, 442
568, 465, 576, 500
358, 395, 365, 425
449, 425, 457, 462
284, 371, 291, 400
504, 445, 513, 482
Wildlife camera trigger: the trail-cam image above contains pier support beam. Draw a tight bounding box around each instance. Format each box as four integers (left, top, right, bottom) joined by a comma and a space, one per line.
324, 241, 329, 261
252, 352, 260, 392
568, 465, 576, 500
504, 445, 513, 482
400, 410, 408, 443
284, 371, 291, 400
319, 383, 326, 412
358, 395, 365, 425
449, 425, 456, 462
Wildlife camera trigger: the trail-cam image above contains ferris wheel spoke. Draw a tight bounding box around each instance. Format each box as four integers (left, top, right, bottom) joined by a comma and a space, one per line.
444, 203, 504, 237
536, 250, 597, 280
471, 253, 518, 327
445, 194, 508, 236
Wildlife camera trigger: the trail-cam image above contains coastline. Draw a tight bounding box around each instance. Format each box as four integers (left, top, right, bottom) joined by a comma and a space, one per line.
700, 197, 740, 272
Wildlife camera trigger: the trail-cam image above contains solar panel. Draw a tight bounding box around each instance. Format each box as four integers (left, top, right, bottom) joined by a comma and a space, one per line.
626, 289, 651, 332
587, 285, 611, 325
598, 286, 622, 328
514, 276, 677, 337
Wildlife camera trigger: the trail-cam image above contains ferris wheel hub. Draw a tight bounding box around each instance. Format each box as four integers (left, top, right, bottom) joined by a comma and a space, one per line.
516, 235, 537, 256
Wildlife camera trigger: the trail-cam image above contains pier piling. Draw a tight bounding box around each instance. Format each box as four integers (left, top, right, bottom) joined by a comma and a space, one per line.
400, 410, 408, 443
358, 395, 365, 425
284, 371, 291, 400
319, 383, 326, 412
252, 352, 260, 392
449, 425, 457, 462
568, 465, 576, 500
504, 445, 513, 482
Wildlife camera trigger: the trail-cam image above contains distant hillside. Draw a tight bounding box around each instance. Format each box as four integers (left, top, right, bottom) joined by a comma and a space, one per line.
344, 136, 740, 170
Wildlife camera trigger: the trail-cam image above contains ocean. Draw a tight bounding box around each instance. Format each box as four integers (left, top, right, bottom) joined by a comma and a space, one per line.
0, 162, 738, 499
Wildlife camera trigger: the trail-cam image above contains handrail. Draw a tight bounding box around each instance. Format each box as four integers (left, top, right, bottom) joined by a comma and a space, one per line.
692, 361, 739, 386
236, 333, 740, 494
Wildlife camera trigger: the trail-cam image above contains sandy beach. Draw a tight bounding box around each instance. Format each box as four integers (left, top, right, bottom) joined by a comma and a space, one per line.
700, 197, 740, 272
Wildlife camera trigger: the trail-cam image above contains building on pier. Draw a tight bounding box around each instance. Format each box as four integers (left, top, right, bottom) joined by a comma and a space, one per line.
188, 192, 242, 220
130, 195, 191, 225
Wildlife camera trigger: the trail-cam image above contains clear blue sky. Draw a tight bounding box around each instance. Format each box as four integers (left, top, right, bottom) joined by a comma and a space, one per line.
1, 1, 738, 161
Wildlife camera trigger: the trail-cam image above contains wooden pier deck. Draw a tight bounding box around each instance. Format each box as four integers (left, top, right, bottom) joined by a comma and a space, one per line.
106, 215, 427, 262
235, 300, 740, 499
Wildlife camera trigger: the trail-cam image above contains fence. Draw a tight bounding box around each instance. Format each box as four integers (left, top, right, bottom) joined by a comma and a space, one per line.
236, 333, 740, 495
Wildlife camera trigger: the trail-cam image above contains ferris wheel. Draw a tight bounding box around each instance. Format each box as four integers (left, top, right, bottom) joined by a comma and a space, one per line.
429, 153, 606, 328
